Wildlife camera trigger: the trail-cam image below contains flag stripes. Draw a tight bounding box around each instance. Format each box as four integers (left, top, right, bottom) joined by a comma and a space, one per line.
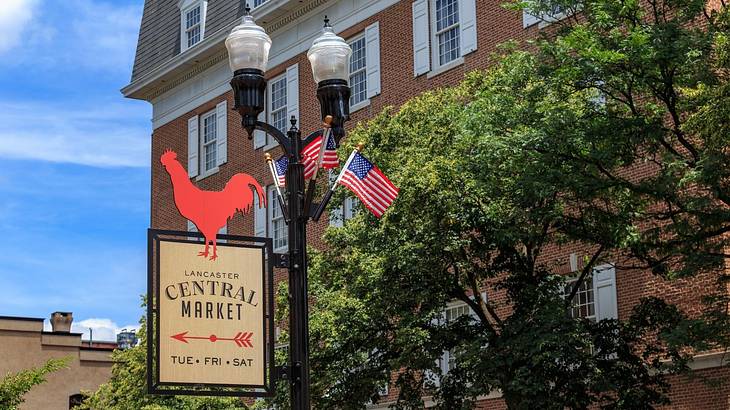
275, 154, 317, 186
301, 132, 339, 169
338, 152, 398, 218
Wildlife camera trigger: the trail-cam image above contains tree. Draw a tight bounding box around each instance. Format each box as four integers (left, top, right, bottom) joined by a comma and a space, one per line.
285, 0, 730, 405
80, 299, 249, 410
0, 357, 69, 410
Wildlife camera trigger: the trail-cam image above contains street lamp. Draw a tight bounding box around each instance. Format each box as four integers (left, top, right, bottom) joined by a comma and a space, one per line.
225, 5, 351, 410
307, 17, 351, 142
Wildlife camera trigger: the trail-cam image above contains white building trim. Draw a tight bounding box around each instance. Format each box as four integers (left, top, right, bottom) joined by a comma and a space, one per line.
134, 0, 400, 130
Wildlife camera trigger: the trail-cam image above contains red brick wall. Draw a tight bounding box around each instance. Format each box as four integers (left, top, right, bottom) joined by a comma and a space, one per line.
662, 367, 730, 409
149, 0, 728, 407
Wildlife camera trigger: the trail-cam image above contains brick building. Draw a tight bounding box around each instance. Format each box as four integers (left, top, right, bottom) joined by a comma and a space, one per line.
123, 0, 729, 407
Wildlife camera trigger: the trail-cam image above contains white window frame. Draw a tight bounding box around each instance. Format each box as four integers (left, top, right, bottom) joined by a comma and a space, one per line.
252, 0, 268, 8
265, 73, 288, 149
564, 274, 597, 321
348, 34, 369, 110
523, 4, 578, 28
198, 109, 218, 178
430, 0, 462, 70
180, 0, 207, 53
564, 264, 617, 322
268, 186, 288, 253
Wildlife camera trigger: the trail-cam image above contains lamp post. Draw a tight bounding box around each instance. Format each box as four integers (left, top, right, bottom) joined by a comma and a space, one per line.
226, 6, 351, 409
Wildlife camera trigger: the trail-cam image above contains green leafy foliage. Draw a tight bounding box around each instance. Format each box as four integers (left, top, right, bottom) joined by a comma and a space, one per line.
278, 0, 730, 407
0, 357, 69, 410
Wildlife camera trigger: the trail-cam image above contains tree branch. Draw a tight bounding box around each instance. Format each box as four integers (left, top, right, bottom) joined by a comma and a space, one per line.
564, 245, 605, 309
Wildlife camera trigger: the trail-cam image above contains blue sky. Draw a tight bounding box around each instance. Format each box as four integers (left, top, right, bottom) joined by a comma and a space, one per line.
0, 0, 150, 340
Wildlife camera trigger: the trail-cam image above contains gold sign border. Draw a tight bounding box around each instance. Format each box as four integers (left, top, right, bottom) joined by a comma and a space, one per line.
147, 229, 276, 397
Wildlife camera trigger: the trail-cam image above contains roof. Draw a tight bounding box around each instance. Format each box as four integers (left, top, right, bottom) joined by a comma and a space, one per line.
130, 0, 245, 83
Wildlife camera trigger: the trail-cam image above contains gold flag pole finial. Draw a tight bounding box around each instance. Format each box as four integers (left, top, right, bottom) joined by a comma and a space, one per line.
323, 115, 333, 128
265, 152, 273, 162
356, 143, 365, 152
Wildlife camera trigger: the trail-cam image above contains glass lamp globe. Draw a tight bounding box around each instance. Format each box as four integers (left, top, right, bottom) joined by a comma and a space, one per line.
225, 14, 272, 73
307, 20, 352, 84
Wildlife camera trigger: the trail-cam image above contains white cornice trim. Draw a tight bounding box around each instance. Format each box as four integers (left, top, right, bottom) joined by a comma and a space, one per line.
147, 0, 400, 129
123, 0, 401, 103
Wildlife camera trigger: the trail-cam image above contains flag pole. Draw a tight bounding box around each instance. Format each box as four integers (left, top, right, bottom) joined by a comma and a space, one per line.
265, 153, 289, 223
312, 143, 364, 222
303, 115, 333, 217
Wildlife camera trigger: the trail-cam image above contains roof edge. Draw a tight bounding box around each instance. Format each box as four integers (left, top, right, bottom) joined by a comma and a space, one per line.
122, 0, 322, 101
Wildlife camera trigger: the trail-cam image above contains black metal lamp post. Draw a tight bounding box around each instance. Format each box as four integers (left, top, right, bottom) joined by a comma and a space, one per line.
225, 6, 351, 409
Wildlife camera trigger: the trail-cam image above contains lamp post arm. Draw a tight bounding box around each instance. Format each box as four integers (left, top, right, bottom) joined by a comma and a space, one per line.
254, 121, 293, 155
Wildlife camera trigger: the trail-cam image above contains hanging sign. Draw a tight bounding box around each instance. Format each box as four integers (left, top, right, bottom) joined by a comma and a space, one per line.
147, 230, 274, 397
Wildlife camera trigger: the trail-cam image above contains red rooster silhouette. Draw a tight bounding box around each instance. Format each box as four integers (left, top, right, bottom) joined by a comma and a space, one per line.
160, 150, 266, 260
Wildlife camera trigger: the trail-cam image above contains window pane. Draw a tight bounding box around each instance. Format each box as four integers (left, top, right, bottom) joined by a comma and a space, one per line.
565, 275, 596, 321
186, 7, 200, 29
272, 110, 287, 135
253, 0, 267, 7
204, 144, 216, 171
271, 78, 287, 111
271, 191, 288, 250
269, 77, 288, 135
349, 70, 367, 106
438, 27, 460, 66
348, 37, 368, 106
203, 114, 216, 143
187, 26, 200, 47
202, 113, 217, 171
435, 0, 459, 32
349, 37, 366, 72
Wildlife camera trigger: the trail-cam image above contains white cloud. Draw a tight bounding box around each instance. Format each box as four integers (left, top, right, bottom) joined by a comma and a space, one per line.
0, 100, 150, 167
15, 0, 142, 72
0, 0, 37, 54
43, 317, 139, 342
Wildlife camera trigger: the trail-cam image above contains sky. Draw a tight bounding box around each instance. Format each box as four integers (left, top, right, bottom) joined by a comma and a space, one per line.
0, 0, 150, 341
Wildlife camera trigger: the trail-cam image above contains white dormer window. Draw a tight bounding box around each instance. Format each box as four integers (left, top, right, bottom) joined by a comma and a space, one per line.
180, 0, 207, 52
253, 0, 267, 7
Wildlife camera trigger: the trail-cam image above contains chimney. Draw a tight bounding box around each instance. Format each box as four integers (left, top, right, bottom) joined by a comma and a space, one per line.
50, 311, 73, 333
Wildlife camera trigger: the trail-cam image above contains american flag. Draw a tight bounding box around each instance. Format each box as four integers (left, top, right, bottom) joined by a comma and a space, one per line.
275, 154, 316, 186
301, 131, 339, 169
338, 152, 399, 218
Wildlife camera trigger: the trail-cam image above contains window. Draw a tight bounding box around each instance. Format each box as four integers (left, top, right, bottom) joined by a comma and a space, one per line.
69, 393, 87, 409
344, 23, 381, 111
433, 0, 461, 66
349, 35, 368, 107
269, 75, 288, 136
186, 101, 227, 180
268, 186, 288, 252
253, 0, 267, 7
564, 275, 596, 321
412, 0, 476, 76
440, 303, 471, 373
563, 265, 618, 322
186, 6, 201, 47
523, 3, 575, 28
254, 64, 299, 150
200, 110, 217, 173
180, 1, 207, 52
